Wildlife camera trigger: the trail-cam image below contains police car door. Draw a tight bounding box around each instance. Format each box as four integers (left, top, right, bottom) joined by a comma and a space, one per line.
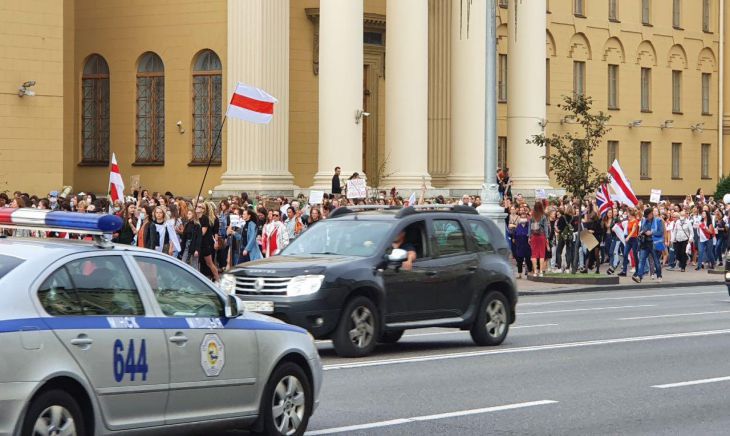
131, 255, 259, 424
36, 253, 169, 430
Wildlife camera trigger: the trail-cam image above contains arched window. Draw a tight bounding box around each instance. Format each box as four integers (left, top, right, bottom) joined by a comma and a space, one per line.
192, 50, 222, 163
81, 54, 110, 163
136, 52, 165, 163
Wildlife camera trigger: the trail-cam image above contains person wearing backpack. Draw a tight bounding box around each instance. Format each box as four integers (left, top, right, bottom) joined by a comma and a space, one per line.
529, 201, 550, 277
554, 204, 575, 273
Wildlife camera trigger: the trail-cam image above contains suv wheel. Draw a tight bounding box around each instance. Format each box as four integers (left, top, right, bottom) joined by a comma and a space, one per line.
257, 362, 312, 436
332, 296, 380, 357
470, 291, 510, 346
380, 330, 405, 344
22, 389, 86, 436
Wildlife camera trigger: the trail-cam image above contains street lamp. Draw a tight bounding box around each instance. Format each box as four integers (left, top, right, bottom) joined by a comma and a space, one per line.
477, 0, 506, 231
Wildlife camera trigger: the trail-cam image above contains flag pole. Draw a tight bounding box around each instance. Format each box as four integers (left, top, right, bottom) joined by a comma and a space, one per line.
194, 114, 228, 208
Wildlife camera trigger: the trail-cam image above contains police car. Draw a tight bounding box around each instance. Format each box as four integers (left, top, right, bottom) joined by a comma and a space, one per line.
0, 209, 321, 436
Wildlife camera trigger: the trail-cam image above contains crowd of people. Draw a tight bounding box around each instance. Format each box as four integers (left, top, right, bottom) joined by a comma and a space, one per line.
504, 188, 728, 283
3, 178, 727, 286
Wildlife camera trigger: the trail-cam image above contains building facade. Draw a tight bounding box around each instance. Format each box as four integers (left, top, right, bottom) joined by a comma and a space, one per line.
2, 0, 727, 198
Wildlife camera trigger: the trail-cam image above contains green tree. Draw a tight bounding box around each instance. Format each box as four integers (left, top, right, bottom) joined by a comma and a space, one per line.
714, 175, 730, 201
528, 95, 611, 202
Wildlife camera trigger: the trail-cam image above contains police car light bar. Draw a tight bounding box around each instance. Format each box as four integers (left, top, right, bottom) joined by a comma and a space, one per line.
0, 208, 123, 236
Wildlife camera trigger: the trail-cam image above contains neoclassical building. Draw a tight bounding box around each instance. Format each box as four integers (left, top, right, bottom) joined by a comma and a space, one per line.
1, 0, 726, 197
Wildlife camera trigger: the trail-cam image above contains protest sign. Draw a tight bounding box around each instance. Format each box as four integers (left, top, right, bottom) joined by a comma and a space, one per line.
309, 190, 325, 205
650, 189, 661, 203
347, 179, 367, 199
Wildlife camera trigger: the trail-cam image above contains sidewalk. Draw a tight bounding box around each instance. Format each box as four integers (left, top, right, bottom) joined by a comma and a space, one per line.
516, 267, 725, 296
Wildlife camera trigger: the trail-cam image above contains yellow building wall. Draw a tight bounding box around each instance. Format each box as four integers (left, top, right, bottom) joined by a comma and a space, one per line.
70, 0, 227, 197
498, 1, 720, 198
0, 0, 64, 195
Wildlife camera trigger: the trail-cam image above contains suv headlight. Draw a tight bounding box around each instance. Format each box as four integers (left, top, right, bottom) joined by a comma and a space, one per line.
220, 274, 237, 295
287, 275, 325, 297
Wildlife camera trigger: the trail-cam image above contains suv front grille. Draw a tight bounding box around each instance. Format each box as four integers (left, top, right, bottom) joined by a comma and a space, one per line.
235, 276, 292, 295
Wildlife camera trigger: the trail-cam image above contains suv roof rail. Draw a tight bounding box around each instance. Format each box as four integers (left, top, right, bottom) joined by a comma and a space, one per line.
329, 205, 402, 219
395, 204, 479, 218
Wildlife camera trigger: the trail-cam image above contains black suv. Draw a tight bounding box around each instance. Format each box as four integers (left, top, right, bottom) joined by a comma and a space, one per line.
221, 205, 518, 357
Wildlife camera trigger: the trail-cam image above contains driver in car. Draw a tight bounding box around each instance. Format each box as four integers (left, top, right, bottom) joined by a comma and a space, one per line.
392, 231, 417, 271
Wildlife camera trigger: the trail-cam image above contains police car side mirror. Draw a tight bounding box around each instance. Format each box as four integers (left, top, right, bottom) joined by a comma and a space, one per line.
387, 248, 408, 263
225, 294, 246, 318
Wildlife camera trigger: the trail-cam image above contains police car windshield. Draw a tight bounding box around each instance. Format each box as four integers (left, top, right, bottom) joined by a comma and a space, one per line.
283, 220, 394, 257
0, 254, 25, 279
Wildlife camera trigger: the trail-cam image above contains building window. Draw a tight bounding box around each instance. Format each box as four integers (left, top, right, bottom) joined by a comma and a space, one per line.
608, 64, 619, 109
546, 59, 550, 105
642, 0, 651, 25
671, 143, 681, 179
641, 67, 651, 112
702, 73, 711, 114
81, 54, 110, 164
607, 141, 618, 168
701, 143, 711, 178
672, 70, 682, 113
192, 50, 223, 164
574, 0, 585, 16
573, 61, 586, 97
498, 54, 508, 102
673, 0, 681, 28
136, 52, 165, 164
640, 142, 651, 179
609, 0, 619, 21
498, 136, 508, 171
703, 0, 711, 32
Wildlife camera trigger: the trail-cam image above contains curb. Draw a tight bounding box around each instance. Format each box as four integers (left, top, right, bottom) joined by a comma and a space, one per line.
518, 280, 723, 296
526, 275, 619, 285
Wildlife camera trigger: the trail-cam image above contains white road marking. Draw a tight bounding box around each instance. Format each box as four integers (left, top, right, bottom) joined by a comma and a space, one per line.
619, 310, 730, 321
305, 400, 559, 435
652, 376, 730, 389
521, 304, 655, 315
322, 328, 730, 371
315, 324, 558, 343
519, 291, 719, 306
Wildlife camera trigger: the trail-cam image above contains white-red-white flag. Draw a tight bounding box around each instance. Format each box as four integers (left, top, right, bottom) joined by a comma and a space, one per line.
108, 153, 124, 203
608, 160, 639, 207
227, 83, 277, 124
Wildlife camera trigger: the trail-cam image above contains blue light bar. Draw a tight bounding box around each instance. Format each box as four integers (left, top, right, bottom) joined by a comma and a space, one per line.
45, 211, 123, 233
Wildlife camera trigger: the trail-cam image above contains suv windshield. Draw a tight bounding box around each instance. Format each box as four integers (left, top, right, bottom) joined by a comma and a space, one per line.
283, 220, 394, 257
0, 254, 25, 280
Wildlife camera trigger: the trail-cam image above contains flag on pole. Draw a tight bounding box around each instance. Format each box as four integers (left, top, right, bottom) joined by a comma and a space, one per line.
595, 183, 613, 217
108, 153, 124, 203
608, 160, 639, 207
407, 191, 417, 207
226, 82, 277, 124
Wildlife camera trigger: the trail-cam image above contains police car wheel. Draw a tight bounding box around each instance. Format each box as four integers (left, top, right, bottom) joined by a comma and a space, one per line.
332, 296, 380, 357
380, 329, 404, 344
470, 291, 510, 346
259, 362, 312, 436
22, 389, 86, 436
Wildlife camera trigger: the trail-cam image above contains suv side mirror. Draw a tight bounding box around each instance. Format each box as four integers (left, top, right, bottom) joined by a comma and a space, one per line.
387, 248, 408, 263
225, 294, 246, 318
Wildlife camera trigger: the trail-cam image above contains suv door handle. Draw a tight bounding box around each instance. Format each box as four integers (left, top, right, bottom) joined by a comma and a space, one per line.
169, 333, 189, 345
70, 335, 94, 347
467, 266, 478, 272
425, 271, 438, 277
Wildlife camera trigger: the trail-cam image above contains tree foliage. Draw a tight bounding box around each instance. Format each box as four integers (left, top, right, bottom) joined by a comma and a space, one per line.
528, 95, 610, 200
714, 175, 730, 200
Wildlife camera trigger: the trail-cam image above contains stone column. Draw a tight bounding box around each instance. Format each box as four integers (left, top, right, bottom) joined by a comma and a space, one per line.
428, 0, 451, 188
311, 0, 364, 190
448, 0, 486, 192
215, 0, 295, 195
507, 0, 550, 190
383, 0, 432, 190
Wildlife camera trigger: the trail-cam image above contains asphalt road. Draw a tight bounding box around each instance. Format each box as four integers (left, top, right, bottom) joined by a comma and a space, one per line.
306, 285, 730, 435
